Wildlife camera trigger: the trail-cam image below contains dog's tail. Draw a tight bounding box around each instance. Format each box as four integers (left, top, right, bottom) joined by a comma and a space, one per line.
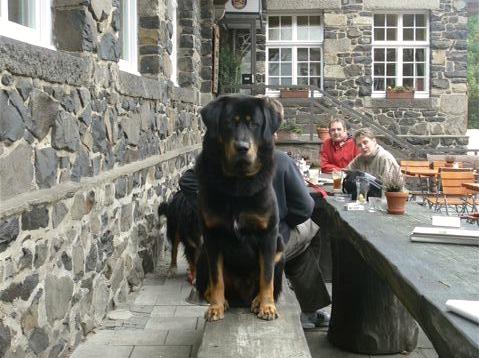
158, 202, 169, 218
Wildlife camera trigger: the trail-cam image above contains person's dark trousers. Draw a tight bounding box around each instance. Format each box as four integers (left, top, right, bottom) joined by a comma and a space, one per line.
284, 233, 331, 313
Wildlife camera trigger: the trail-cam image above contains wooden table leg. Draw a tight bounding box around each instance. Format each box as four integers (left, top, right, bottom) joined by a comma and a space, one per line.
327, 229, 419, 354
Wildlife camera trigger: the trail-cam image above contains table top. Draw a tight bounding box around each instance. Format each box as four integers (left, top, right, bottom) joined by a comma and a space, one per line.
320, 197, 479, 355
401, 168, 438, 177
463, 182, 479, 192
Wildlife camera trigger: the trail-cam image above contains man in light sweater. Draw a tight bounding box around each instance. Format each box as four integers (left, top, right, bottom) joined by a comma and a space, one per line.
347, 128, 400, 181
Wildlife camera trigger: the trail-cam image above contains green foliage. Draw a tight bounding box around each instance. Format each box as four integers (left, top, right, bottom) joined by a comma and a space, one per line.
387, 85, 414, 92
279, 121, 303, 134
383, 167, 406, 192
218, 47, 242, 91
468, 15, 479, 129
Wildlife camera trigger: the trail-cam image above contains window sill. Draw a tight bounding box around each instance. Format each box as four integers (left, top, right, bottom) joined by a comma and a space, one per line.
368, 97, 435, 109
118, 60, 141, 76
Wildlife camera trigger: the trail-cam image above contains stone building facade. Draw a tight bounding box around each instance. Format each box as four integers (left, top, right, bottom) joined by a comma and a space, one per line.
0, 0, 220, 356
222, 0, 468, 150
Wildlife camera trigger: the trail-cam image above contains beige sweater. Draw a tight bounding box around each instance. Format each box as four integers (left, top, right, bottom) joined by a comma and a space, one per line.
347, 145, 399, 182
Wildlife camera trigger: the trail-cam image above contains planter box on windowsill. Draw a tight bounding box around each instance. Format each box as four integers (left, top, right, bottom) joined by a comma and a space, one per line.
280, 89, 309, 98
386, 89, 415, 99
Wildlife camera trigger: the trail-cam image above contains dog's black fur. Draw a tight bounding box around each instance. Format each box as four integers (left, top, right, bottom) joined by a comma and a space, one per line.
195, 95, 284, 321
158, 183, 202, 283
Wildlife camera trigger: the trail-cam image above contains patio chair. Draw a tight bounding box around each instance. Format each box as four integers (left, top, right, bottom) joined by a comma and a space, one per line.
425, 170, 476, 215
400, 160, 434, 202
432, 160, 463, 169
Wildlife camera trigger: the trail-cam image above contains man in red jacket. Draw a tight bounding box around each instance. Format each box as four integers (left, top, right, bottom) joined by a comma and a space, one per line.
320, 119, 360, 173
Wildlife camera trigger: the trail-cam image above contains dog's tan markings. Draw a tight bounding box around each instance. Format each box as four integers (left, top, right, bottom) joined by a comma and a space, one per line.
205, 254, 228, 321
251, 253, 278, 320
238, 212, 269, 231
245, 115, 251, 121
274, 251, 283, 264
234, 115, 240, 123
167, 231, 180, 277
202, 211, 223, 229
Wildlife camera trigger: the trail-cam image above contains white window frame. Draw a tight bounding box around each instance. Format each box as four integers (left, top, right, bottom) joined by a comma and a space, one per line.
168, 0, 178, 86
119, 0, 139, 75
265, 12, 324, 97
372, 12, 429, 98
0, 0, 53, 49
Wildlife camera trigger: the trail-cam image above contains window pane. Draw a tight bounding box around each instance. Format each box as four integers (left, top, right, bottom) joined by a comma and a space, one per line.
374, 64, 385, 76
415, 48, 425, 61
298, 28, 308, 40
269, 29, 280, 41
416, 63, 425, 76
310, 63, 321, 76
310, 27, 322, 40
374, 48, 385, 61
386, 63, 396, 76
269, 77, 279, 85
375, 28, 385, 41
120, 0, 129, 61
281, 48, 292, 61
310, 48, 321, 61
281, 16, 292, 26
403, 29, 414, 41
387, 15, 397, 26
416, 14, 425, 27
387, 48, 396, 61
374, 14, 385, 26
404, 14, 414, 27
403, 64, 414, 76
403, 78, 414, 88
374, 78, 385, 91
298, 48, 308, 61
416, 29, 425, 41
297, 77, 308, 85
282, 77, 292, 85
310, 77, 321, 87
310, 16, 321, 26
386, 78, 396, 88
416, 78, 425, 91
386, 28, 397, 41
269, 48, 279, 61
298, 63, 308, 76
297, 16, 308, 26
281, 63, 292, 76
403, 48, 414, 61
281, 28, 292, 40
269, 64, 279, 76
9, 0, 36, 28
269, 16, 279, 27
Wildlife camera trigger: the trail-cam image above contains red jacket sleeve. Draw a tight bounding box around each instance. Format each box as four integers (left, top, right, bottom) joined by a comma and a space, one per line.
320, 139, 342, 173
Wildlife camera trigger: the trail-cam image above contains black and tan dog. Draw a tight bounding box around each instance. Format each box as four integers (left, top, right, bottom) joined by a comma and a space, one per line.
195, 95, 284, 321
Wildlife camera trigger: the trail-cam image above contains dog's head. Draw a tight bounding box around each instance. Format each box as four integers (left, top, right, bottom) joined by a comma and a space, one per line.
200, 95, 282, 177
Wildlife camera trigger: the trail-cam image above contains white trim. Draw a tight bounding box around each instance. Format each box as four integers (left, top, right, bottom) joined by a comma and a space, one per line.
168, 0, 178, 85
119, 0, 139, 75
0, 0, 53, 49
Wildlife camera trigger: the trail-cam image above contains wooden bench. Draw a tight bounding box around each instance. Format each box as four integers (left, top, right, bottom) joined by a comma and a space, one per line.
196, 277, 312, 358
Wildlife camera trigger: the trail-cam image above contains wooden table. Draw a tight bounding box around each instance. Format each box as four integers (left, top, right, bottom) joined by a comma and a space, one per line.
463, 182, 479, 212
401, 168, 438, 177
315, 197, 479, 357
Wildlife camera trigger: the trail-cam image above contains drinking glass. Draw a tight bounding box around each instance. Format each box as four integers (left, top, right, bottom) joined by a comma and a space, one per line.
332, 170, 343, 191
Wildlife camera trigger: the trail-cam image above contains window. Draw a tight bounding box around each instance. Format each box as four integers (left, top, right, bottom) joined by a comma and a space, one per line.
0, 0, 52, 48
119, 0, 138, 74
168, 0, 178, 85
372, 13, 429, 97
266, 14, 323, 92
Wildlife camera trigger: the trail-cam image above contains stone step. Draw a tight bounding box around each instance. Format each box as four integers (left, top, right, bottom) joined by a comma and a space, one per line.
195, 278, 312, 358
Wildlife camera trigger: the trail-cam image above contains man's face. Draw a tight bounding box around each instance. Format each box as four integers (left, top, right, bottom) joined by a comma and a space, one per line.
356, 135, 377, 157
329, 121, 348, 143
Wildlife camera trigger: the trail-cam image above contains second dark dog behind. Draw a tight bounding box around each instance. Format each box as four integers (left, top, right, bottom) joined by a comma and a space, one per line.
158, 169, 202, 284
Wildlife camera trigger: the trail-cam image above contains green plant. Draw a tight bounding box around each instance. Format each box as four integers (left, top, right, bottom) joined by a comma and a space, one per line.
445, 155, 455, 163
279, 121, 303, 134
383, 167, 406, 192
387, 85, 414, 93
218, 47, 242, 90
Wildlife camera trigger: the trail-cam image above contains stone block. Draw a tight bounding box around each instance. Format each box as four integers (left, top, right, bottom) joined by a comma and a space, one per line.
0, 90, 26, 143
440, 94, 467, 115
364, 0, 439, 9
28, 328, 49, 354
52, 202, 68, 229
34, 148, 58, 189
45, 275, 74, 324
0, 274, 39, 302
324, 38, 351, 55
90, 0, 112, 21
54, 8, 97, 52
432, 50, 446, 65
352, 16, 373, 26
52, 111, 80, 152
0, 217, 19, 253
22, 206, 49, 231
98, 33, 121, 61
0, 321, 11, 357
324, 65, 346, 79
324, 13, 347, 26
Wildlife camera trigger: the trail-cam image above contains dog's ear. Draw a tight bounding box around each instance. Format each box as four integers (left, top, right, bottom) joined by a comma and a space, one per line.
200, 96, 228, 139
259, 96, 283, 140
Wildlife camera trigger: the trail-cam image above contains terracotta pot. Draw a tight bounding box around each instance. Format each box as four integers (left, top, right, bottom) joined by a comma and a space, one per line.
385, 191, 408, 215
280, 89, 309, 98
386, 89, 415, 99
316, 127, 330, 141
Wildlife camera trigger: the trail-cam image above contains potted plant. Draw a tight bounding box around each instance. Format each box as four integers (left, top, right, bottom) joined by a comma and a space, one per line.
316, 118, 330, 141
445, 155, 455, 168
276, 121, 303, 141
218, 47, 242, 93
280, 87, 309, 98
383, 168, 408, 215
386, 86, 415, 99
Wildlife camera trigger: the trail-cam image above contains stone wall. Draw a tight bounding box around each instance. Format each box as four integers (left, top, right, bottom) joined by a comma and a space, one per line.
0, 0, 213, 357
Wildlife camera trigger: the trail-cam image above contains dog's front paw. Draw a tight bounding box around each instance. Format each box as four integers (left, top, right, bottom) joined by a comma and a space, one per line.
257, 302, 278, 321
251, 296, 261, 314
205, 303, 226, 321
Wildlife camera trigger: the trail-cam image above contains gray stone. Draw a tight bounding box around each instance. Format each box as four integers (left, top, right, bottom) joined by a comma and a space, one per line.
28, 328, 49, 354
344, 64, 362, 77
45, 275, 74, 323
35, 148, 58, 189
120, 115, 141, 146
440, 94, 467, 115
90, 0, 112, 20
0, 217, 19, 253
18, 248, 33, 271
70, 193, 85, 220
0, 90, 26, 143
48, 341, 65, 358
0, 321, 11, 357
54, 8, 97, 52
22, 206, 49, 230
85, 243, 98, 272
29, 89, 59, 141
115, 176, 128, 199
0, 273, 39, 302
120, 204, 133, 232
61, 251, 72, 271
52, 111, 80, 152
98, 32, 121, 61
92, 278, 109, 323
52, 202, 68, 229
91, 114, 108, 153
1, 73, 13, 86
432, 79, 449, 89
71, 146, 93, 182
34, 242, 48, 268
17, 78, 33, 100
72, 243, 84, 277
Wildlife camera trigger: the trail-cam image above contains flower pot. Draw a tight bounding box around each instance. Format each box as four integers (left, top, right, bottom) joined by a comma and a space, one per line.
385, 191, 408, 215
386, 89, 415, 99
276, 130, 300, 141
280, 89, 309, 98
316, 127, 330, 141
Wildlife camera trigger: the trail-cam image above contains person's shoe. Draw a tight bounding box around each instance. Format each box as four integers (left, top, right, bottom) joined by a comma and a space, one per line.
300, 309, 330, 329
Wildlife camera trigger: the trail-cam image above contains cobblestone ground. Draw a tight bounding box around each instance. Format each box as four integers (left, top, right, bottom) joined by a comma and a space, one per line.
69, 251, 438, 358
